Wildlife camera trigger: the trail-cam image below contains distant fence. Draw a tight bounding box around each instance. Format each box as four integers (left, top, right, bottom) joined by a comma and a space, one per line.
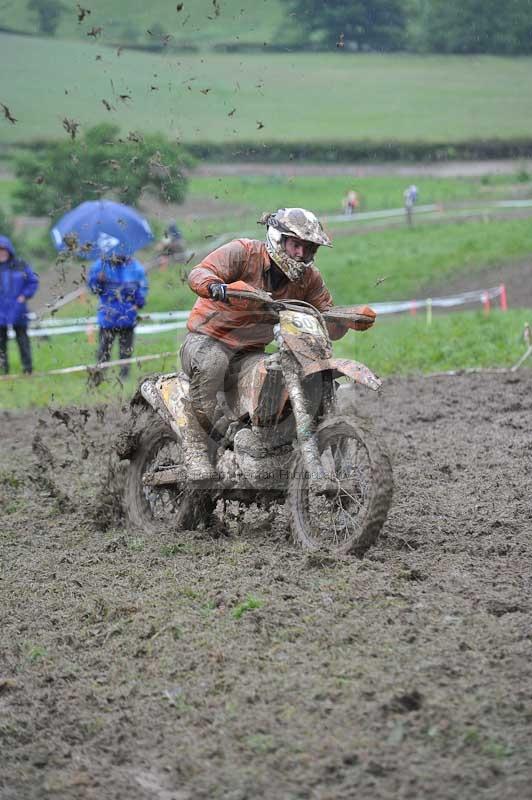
0, 284, 521, 382
9, 284, 508, 341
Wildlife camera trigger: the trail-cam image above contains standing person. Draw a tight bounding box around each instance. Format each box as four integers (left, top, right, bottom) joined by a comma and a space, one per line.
343, 190, 360, 215
0, 235, 39, 375
87, 254, 148, 379
403, 184, 418, 226
155, 222, 187, 270
181, 207, 376, 481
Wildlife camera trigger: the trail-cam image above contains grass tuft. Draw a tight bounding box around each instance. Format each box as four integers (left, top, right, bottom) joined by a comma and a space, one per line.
232, 596, 263, 619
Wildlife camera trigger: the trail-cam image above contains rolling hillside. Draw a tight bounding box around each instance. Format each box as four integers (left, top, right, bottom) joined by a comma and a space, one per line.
0, 0, 283, 46
2, 33, 532, 145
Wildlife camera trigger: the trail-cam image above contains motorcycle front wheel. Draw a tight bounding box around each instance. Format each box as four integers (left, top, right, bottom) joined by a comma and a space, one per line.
289, 416, 393, 557
123, 411, 213, 533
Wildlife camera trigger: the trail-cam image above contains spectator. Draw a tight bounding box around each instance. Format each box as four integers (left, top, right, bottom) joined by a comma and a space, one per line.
155, 222, 187, 270
87, 254, 148, 379
0, 235, 39, 375
343, 190, 360, 216
403, 184, 419, 226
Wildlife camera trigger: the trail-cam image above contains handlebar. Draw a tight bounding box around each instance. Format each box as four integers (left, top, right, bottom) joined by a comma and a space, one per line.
225, 288, 277, 305
225, 289, 374, 326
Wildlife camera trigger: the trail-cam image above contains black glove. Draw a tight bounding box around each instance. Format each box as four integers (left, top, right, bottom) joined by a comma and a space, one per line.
209, 282, 228, 302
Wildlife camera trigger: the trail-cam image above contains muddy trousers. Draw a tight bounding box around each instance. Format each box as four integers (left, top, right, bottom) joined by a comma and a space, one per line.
180, 333, 257, 434
97, 327, 135, 378
0, 325, 33, 374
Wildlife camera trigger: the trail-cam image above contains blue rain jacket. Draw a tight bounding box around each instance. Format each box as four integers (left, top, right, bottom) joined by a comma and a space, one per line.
87, 257, 149, 329
0, 236, 39, 327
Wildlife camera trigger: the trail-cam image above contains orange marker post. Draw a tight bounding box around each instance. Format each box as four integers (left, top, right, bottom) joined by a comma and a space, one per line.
499, 283, 508, 311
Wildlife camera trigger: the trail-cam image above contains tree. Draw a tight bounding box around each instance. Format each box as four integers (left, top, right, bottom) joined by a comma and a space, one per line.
27, 0, 67, 36
14, 124, 195, 217
422, 0, 532, 54
0, 207, 16, 243
279, 0, 406, 51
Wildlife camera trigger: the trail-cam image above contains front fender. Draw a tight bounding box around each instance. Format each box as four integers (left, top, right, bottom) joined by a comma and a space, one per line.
300, 358, 381, 391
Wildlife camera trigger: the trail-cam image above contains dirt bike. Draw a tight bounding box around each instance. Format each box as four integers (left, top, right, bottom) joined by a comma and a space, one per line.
118, 288, 393, 557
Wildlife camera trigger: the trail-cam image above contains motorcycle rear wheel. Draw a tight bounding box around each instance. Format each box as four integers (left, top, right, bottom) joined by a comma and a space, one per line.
289, 416, 393, 557
124, 411, 212, 532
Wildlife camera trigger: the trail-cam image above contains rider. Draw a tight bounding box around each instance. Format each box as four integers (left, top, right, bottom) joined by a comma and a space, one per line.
181, 207, 375, 481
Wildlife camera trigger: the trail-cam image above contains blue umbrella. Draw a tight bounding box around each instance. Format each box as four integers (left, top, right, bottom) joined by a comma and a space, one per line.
51, 200, 154, 260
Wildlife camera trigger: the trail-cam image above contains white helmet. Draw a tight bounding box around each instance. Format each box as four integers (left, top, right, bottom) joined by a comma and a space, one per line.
260, 208, 332, 282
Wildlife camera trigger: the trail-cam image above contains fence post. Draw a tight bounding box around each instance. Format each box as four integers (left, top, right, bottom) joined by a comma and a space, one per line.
482, 291, 491, 315
426, 298, 433, 326
499, 283, 508, 311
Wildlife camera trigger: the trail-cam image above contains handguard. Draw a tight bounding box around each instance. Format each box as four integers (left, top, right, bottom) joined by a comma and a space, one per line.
322, 305, 376, 331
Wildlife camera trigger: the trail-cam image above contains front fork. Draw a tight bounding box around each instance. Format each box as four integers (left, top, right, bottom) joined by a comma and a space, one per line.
281, 351, 334, 484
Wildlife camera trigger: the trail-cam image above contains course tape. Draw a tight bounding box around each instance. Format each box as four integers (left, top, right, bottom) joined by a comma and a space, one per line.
0, 284, 522, 383
0, 351, 177, 382
371, 284, 504, 315
18, 285, 505, 338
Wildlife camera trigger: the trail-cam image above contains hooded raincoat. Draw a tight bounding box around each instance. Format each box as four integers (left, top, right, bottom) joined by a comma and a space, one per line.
87, 257, 148, 329
0, 236, 39, 327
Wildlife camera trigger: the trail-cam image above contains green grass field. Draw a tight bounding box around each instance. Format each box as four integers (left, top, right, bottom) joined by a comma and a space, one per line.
319, 217, 532, 301
8, 167, 532, 286
2, 214, 531, 410
189, 173, 521, 213
0, 309, 529, 410
2, 33, 532, 145
55, 216, 532, 323
1, 0, 282, 47
334, 308, 531, 375
2, 170, 532, 409
0, 329, 181, 409
181, 172, 531, 240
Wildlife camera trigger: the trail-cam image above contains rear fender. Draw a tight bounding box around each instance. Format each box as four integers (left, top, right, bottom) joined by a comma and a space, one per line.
300, 358, 381, 391
139, 373, 189, 435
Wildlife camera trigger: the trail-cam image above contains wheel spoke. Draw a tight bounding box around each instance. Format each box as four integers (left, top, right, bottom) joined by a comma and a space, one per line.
339, 485, 365, 511
336, 492, 363, 531
142, 438, 185, 520
301, 432, 371, 548
330, 501, 340, 545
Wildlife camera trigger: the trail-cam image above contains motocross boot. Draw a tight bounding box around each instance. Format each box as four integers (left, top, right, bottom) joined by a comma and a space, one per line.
180, 399, 218, 484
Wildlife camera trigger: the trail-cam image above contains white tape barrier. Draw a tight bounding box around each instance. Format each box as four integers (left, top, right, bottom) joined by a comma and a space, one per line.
323, 199, 532, 225
0, 351, 177, 382
17, 321, 187, 338
18, 284, 506, 339
27, 309, 191, 326
30, 196, 532, 323
21, 309, 190, 338
371, 285, 504, 315
325, 204, 439, 223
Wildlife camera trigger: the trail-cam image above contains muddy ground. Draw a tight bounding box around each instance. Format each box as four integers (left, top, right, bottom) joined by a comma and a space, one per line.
1, 370, 531, 799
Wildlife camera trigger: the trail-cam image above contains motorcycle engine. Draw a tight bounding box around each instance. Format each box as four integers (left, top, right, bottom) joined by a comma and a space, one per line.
233, 427, 293, 490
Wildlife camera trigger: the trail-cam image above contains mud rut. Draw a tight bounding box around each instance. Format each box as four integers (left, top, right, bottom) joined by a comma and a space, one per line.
1, 371, 531, 800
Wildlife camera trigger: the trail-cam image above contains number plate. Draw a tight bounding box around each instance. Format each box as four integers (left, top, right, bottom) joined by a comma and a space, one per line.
280, 310, 326, 338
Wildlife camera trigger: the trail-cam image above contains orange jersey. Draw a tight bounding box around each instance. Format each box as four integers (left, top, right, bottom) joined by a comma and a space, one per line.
187, 238, 346, 349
